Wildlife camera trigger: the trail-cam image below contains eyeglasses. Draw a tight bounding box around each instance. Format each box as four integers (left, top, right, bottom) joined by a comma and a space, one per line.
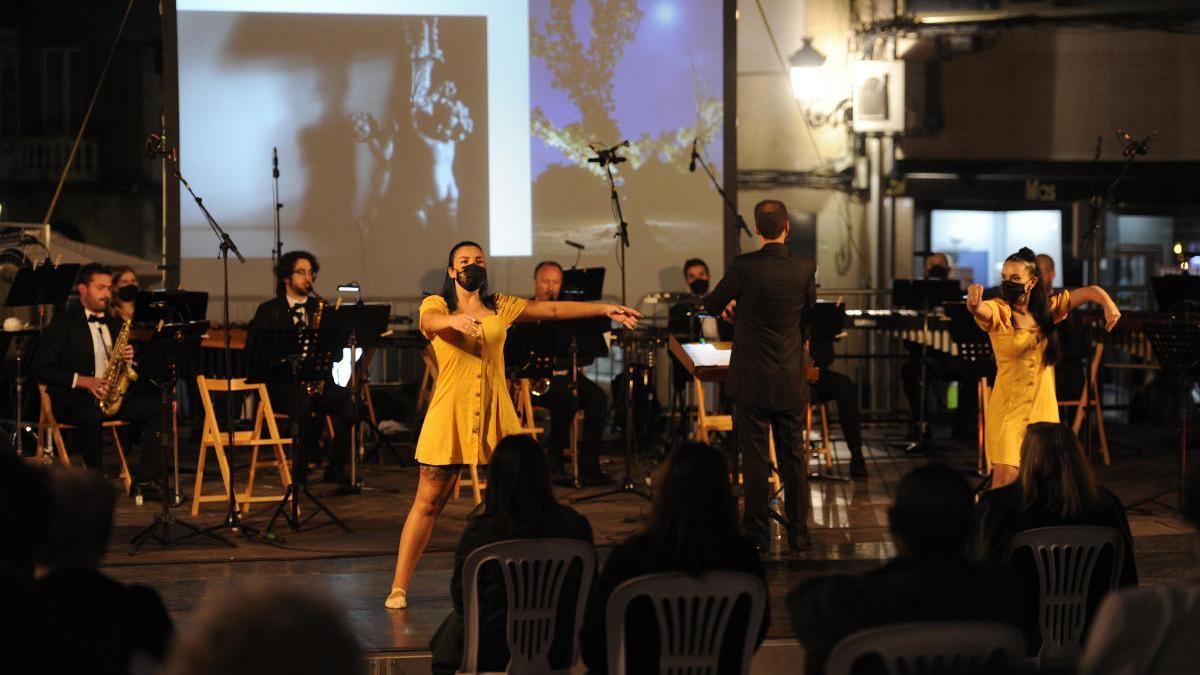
292, 269, 316, 278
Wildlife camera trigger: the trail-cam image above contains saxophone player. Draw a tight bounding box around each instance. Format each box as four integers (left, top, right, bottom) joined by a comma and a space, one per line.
32, 263, 162, 493
246, 251, 355, 489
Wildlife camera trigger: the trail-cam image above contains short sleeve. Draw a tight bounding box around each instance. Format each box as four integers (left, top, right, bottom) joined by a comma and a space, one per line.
419, 294, 449, 339
1050, 289, 1071, 323
495, 293, 528, 327
973, 299, 1003, 332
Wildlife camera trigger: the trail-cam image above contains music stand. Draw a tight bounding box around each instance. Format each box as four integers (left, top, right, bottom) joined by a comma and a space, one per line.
806, 302, 851, 482
129, 320, 233, 553
891, 279, 963, 453
561, 267, 605, 301
3, 263, 79, 457
1128, 313, 1200, 515
133, 290, 208, 324
945, 302, 996, 478
322, 302, 397, 489
247, 327, 352, 534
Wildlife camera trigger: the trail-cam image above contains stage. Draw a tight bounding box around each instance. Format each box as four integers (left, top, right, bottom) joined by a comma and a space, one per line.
100, 424, 1197, 673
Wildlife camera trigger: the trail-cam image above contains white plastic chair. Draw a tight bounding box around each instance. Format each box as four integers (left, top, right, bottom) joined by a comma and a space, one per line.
1007, 525, 1125, 670
457, 538, 596, 675
604, 571, 766, 675
824, 622, 1025, 675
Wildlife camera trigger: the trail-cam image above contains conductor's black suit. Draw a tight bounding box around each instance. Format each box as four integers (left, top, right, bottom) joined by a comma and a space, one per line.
704, 242, 816, 548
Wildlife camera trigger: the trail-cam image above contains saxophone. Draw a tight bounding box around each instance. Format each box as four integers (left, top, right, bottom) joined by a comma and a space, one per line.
99, 318, 137, 416
303, 291, 327, 398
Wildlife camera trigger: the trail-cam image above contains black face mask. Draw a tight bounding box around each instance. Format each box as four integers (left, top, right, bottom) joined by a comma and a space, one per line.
116, 284, 139, 302
927, 265, 949, 280
688, 279, 709, 295
456, 264, 487, 293
1000, 280, 1028, 304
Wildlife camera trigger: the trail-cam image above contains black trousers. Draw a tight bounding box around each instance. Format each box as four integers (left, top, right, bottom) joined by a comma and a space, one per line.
811, 368, 864, 462
539, 373, 608, 478
51, 387, 161, 479
268, 383, 354, 483
734, 402, 809, 547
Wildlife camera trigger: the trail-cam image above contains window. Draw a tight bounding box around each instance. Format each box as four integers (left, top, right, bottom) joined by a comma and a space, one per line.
930, 209, 1063, 288
0, 31, 17, 135
41, 47, 84, 135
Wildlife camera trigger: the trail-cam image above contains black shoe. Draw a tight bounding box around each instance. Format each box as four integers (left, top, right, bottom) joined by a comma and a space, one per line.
787, 529, 814, 553
323, 468, 348, 484
134, 480, 163, 502
849, 459, 868, 479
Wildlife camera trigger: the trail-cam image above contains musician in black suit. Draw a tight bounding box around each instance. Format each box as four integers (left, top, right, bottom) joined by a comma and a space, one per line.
704, 199, 817, 553
31, 264, 161, 486
246, 251, 354, 487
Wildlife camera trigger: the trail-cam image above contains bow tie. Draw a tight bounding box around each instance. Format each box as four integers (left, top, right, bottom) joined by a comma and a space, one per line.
86, 315, 104, 323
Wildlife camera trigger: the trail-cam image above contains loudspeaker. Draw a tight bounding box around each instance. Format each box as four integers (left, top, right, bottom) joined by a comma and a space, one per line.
851, 61, 905, 133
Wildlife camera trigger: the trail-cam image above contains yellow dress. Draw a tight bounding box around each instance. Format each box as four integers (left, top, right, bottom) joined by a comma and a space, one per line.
415, 292, 528, 466
976, 291, 1071, 467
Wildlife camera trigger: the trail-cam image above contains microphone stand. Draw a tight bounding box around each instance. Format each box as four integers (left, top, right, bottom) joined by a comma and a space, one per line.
272, 147, 283, 271
692, 147, 753, 239
158, 147, 264, 542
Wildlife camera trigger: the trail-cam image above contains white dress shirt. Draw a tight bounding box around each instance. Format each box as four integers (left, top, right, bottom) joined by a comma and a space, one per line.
72, 310, 112, 388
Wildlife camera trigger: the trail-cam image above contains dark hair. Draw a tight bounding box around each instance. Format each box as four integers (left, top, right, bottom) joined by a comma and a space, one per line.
1017, 422, 1101, 520
440, 240, 497, 312
753, 199, 789, 240
275, 251, 319, 298
35, 467, 116, 569
533, 260, 563, 278
1005, 247, 1060, 366
75, 262, 111, 287
1036, 253, 1055, 272
482, 434, 560, 537
0, 452, 53, 576
889, 463, 974, 555
643, 442, 740, 572
682, 258, 708, 276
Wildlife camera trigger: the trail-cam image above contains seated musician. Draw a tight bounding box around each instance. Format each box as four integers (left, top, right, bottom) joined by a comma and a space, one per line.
668, 258, 732, 398
809, 305, 868, 479
31, 263, 163, 496
246, 251, 355, 489
107, 266, 140, 322
530, 260, 611, 485
1038, 253, 1086, 400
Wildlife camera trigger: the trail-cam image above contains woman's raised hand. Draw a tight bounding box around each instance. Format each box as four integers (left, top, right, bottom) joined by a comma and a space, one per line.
605, 305, 642, 329
449, 314, 481, 337
967, 284, 984, 310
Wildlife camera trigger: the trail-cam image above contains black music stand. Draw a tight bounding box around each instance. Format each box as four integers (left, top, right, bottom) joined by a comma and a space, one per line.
1128, 313, 1200, 515
323, 302, 398, 489
129, 321, 233, 553
248, 327, 352, 534
3, 263, 79, 457
891, 279, 963, 454
133, 290, 208, 324
806, 302, 850, 482
561, 267, 605, 301
945, 302, 996, 479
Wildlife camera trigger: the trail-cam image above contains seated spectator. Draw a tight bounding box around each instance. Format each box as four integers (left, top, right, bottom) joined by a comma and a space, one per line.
0, 453, 53, 675
581, 441, 768, 674
789, 463, 1025, 675
430, 434, 593, 675
1081, 463, 1200, 675
977, 422, 1136, 655
33, 468, 174, 674
167, 584, 362, 675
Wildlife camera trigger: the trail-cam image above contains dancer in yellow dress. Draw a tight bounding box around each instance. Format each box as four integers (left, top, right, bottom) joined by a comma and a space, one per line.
967, 247, 1120, 489
386, 241, 640, 609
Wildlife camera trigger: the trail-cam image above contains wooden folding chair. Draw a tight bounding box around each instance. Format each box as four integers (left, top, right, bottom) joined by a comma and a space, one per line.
192, 375, 293, 516
696, 376, 782, 494
805, 401, 834, 470
978, 377, 992, 476
37, 384, 132, 494
1058, 343, 1110, 465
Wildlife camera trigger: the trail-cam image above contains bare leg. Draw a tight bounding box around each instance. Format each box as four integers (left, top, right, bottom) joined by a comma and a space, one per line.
990, 463, 1018, 489
388, 464, 461, 606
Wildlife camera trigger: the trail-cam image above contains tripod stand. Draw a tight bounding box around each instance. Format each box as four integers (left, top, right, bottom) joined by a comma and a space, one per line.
890, 279, 963, 454
130, 320, 233, 553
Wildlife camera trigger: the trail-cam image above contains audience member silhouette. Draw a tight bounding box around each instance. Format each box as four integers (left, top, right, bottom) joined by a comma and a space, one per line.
166, 585, 363, 675
32, 467, 173, 675
0, 453, 53, 675
1081, 463, 1200, 675
789, 463, 1025, 675
430, 434, 593, 674
580, 441, 768, 674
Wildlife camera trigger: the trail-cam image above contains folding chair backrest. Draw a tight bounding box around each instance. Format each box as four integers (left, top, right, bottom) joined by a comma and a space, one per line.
825, 622, 1025, 675
1007, 525, 1125, 669
605, 571, 766, 675
459, 538, 596, 675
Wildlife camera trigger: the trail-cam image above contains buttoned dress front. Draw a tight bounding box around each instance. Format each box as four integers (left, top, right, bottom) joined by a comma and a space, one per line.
975, 291, 1071, 467
415, 293, 528, 466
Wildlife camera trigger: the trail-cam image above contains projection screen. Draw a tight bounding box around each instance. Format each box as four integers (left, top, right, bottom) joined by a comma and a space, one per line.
174, 0, 729, 306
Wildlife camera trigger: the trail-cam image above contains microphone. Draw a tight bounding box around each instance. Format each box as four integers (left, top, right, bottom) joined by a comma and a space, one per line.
272, 147, 279, 178
1116, 128, 1157, 158
688, 138, 697, 172
565, 240, 585, 250
145, 132, 166, 157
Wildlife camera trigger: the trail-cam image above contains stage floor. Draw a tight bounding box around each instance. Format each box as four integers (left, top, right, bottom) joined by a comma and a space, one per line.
100, 423, 1197, 672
